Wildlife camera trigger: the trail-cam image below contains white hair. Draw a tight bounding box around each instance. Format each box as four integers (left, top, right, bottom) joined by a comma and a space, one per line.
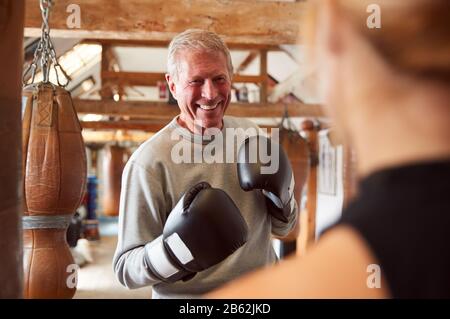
167, 29, 233, 81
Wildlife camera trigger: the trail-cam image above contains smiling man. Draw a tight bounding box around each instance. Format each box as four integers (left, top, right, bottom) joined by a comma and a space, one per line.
112, 29, 299, 299
166, 41, 232, 133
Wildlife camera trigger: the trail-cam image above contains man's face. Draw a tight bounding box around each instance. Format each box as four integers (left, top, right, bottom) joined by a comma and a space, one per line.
166, 49, 232, 133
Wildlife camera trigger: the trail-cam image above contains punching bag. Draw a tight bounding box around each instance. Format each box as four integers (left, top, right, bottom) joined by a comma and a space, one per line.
102, 144, 128, 217
279, 127, 310, 203
22, 83, 87, 298
277, 125, 310, 256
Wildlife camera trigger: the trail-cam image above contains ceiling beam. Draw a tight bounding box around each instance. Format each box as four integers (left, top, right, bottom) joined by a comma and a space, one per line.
80, 119, 278, 133
81, 120, 168, 132
83, 39, 282, 51
24, 0, 304, 45
102, 71, 165, 87
233, 75, 266, 84
74, 99, 325, 119
101, 71, 266, 86
82, 130, 153, 144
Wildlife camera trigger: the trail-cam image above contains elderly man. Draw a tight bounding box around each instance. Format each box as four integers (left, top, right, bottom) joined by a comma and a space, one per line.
113, 29, 299, 299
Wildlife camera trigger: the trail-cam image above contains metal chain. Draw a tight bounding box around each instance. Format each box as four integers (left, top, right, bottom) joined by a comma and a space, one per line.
40, 0, 51, 82
23, 0, 70, 87
280, 104, 297, 132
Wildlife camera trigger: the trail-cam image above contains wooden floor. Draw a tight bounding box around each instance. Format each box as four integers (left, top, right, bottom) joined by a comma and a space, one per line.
74, 235, 152, 299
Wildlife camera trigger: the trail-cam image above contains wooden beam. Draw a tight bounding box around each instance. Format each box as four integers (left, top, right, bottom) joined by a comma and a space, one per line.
83, 39, 282, 51
298, 120, 320, 256
24, 0, 304, 45
76, 100, 179, 119
80, 119, 278, 133
259, 49, 268, 103
101, 71, 266, 86
100, 44, 115, 99
101, 44, 120, 71
236, 50, 259, 74
269, 69, 303, 103
102, 71, 165, 86
74, 99, 325, 119
81, 120, 169, 132
233, 75, 265, 84
0, 0, 25, 299
268, 66, 320, 104
82, 130, 153, 144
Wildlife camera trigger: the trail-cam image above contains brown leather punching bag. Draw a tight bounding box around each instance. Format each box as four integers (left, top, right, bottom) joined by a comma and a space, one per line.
0, 0, 25, 298
22, 83, 87, 298
102, 144, 128, 217
279, 127, 310, 204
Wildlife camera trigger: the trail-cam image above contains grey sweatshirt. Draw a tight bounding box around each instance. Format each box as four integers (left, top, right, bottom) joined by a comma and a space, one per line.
112, 115, 298, 298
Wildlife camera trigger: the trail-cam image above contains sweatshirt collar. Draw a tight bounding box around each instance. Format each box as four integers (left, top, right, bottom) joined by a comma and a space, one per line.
169, 115, 227, 145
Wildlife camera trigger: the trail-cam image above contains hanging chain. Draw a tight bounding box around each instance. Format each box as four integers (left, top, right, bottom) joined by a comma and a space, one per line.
23, 0, 70, 87
280, 104, 296, 132
40, 0, 52, 82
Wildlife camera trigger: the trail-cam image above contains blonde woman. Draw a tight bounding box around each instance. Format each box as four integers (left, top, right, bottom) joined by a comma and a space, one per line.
209, 0, 450, 298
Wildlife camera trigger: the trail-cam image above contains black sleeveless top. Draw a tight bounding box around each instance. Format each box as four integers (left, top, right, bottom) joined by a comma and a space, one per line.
338, 160, 450, 298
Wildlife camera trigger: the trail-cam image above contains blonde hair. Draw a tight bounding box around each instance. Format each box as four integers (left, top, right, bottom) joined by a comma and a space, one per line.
167, 29, 233, 81
307, 0, 450, 82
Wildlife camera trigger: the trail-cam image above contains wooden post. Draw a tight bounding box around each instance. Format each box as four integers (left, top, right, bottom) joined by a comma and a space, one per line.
0, 0, 25, 298
102, 144, 129, 217
259, 49, 268, 103
297, 120, 320, 256
100, 44, 114, 99
342, 145, 358, 209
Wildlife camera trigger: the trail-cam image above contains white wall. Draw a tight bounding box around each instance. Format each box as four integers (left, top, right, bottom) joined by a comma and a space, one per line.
315, 130, 344, 238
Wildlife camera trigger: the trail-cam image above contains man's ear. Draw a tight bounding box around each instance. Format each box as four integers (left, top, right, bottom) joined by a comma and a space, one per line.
165, 73, 177, 100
